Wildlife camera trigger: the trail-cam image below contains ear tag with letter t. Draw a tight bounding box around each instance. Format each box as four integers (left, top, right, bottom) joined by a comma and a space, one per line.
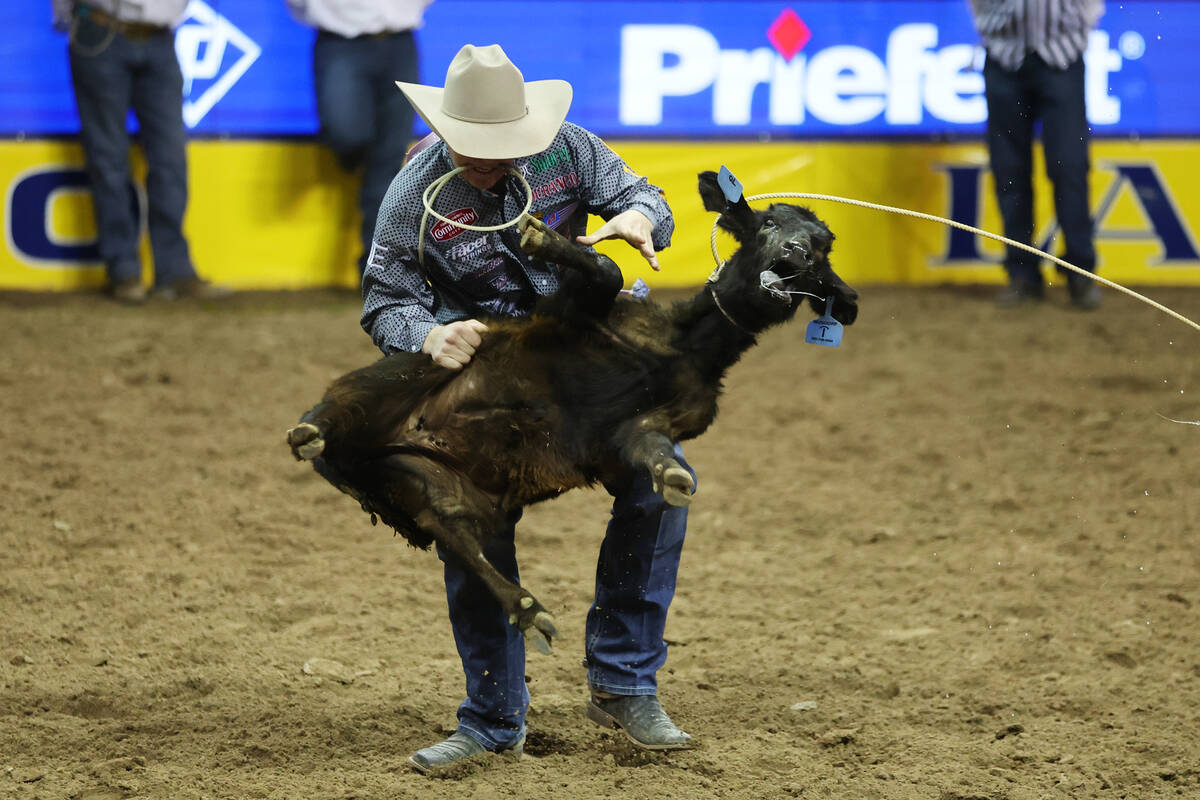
717, 165, 744, 205
805, 296, 843, 347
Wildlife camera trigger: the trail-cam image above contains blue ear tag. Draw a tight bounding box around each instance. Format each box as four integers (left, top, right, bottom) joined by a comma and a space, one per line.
717, 165, 744, 205
805, 296, 843, 347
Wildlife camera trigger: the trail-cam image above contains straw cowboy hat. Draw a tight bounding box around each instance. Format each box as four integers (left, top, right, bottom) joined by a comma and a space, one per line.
397, 44, 573, 160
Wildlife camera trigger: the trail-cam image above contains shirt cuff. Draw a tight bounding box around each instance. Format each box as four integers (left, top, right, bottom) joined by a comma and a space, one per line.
375, 314, 437, 355
404, 318, 438, 354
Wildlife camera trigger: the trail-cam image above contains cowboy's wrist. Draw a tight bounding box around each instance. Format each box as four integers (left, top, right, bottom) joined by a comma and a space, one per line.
622, 205, 659, 235
421, 324, 446, 355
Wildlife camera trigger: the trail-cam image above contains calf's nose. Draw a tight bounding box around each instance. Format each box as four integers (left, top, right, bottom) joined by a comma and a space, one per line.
780, 241, 809, 261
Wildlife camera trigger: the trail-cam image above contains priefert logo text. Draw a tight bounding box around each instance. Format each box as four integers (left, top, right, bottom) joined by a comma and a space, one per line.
619, 22, 1124, 127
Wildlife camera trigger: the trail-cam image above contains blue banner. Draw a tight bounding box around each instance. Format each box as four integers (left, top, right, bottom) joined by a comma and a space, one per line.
2, 0, 1194, 137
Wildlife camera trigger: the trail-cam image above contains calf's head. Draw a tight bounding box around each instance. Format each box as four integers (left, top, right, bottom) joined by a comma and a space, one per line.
698, 170, 858, 329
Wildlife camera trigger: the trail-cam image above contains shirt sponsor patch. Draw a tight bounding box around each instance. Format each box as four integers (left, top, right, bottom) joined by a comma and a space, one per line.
531, 172, 580, 202
431, 207, 479, 242
527, 146, 571, 174
449, 236, 488, 261
540, 202, 579, 232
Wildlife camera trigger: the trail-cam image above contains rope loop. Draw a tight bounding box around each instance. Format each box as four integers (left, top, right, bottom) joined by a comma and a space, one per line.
418, 166, 534, 267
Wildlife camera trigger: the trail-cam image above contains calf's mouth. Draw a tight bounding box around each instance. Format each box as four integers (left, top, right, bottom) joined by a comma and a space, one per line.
759, 269, 794, 304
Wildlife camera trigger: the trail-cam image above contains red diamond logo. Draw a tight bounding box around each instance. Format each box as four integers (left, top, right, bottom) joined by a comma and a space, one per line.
767, 8, 811, 62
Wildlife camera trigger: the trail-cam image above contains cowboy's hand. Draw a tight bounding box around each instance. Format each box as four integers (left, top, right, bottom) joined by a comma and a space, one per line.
576, 209, 660, 271
422, 319, 489, 370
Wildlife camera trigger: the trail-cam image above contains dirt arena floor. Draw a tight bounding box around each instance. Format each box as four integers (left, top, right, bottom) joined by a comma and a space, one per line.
3, 282, 1199, 800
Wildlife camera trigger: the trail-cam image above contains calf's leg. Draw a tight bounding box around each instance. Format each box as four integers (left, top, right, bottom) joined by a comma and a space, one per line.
618, 422, 696, 507
287, 351, 449, 462
419, 510, 559, 654
519, 215, 623, 320
378, 454, 560, 654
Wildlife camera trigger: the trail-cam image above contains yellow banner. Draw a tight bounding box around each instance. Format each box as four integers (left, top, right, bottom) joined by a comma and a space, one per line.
0, 140, 360, 291
3, 139, 1198, 291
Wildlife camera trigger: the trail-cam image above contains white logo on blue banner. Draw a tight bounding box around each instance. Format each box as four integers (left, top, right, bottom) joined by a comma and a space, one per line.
175, 1, 261, 129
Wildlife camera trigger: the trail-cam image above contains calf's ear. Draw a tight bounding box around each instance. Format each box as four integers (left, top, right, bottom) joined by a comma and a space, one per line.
697, 170, 758, 242
698, 171, 726, 212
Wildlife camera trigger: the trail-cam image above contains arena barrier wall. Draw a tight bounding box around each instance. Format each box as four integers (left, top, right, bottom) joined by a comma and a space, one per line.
3, 138, 1199, 291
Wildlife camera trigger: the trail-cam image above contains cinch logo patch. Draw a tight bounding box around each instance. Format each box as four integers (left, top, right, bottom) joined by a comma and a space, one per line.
431, 207, 479, 241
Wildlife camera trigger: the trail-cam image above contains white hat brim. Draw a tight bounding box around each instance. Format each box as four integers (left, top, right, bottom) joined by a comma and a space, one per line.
397, 79, 573, 160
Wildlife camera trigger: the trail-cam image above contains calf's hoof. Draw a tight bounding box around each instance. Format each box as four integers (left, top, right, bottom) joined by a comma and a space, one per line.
518, 214, 567, 258
522, 611, 559, 656
508, 594, 559, 655
518, 214, 548, 253
654, 463, 695, 507
287, 423, 325, 460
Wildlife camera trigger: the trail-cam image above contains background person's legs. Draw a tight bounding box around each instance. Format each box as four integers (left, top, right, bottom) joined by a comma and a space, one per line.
132, 31, 195, 289
313, 33, 375, 171
313, 32, 378, 274
1035, 55, 1097, 304
984, 55, 1042, 296
69, 19, 140, 288
360, 32, 418, 274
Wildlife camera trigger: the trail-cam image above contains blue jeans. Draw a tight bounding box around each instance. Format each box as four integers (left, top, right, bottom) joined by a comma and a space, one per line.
313, 31, 418, 273
436, 445, 693, 751
68, 13, 195, 287
984, 52, 1095, 287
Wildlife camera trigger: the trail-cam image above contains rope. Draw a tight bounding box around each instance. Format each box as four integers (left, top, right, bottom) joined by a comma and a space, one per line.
710, 192, 1200, 334
419, 166, 534, 267
68, 13, 117, 57
706, 283, 755, 336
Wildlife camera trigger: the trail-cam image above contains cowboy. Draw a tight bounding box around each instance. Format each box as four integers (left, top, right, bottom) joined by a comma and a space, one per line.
361, 44, 694, 773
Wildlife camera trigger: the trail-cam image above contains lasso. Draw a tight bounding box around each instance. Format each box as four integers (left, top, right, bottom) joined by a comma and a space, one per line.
418, 166, 534, 267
